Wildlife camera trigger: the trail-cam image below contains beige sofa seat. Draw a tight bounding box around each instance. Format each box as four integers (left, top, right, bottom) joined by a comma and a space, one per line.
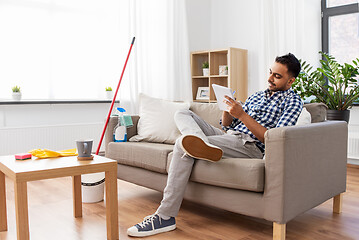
191, 158, 265, 192
167, 152, 265, 192
107, 142, 173, 174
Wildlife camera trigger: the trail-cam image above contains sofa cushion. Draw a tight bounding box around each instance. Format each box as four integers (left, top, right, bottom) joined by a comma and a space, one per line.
191, 158, 265, 192
129, 93, 190, 144
107, 142, 173, 174
303, 103, 327, 123
190, 102, 222, 129
167, 154, 265, 192
296, 107, 311, 125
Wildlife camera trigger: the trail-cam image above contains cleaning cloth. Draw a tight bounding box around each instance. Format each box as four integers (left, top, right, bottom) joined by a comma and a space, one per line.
29, 148, 78, 159
120, 115, 133, 127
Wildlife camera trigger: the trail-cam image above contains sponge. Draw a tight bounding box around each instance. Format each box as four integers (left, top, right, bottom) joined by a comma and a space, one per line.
15, 153, 32, 160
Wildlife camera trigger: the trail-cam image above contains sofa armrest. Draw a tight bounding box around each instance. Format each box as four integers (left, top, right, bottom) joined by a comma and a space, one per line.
104, 115, 140, 153
263, 121, 347, 223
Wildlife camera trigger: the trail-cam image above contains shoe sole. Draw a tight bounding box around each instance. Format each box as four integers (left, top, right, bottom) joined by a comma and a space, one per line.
182, 135, 223, 162
127, 224, 176, 237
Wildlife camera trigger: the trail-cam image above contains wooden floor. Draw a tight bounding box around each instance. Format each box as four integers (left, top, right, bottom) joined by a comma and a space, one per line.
0, 167, 358, 240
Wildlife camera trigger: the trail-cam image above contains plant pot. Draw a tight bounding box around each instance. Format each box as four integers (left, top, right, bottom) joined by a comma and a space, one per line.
203, 68, 209, 76
12, 92, 22, 100
326, 109, 350, 123
105, 91, 113, 100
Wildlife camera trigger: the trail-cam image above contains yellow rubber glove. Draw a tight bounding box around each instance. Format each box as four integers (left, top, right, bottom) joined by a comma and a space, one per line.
29, 148, 78, 159
58, 149, 78, 156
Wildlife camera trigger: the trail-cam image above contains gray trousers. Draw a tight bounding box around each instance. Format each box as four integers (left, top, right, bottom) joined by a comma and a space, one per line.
156, 109, 263, 217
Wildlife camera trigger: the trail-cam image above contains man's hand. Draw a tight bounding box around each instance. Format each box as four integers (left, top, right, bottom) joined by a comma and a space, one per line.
223, 95, 267, 143
223, 95, 245, 119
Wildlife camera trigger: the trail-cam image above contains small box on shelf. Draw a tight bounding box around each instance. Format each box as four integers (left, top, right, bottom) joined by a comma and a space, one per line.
219, 65, 228, 75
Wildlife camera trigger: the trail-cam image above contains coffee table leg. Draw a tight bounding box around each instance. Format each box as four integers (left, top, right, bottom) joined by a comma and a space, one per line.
15, 181, 29, 240
72, 175, 82, 218
0, 171, 7, 231
105, 169, 118, 240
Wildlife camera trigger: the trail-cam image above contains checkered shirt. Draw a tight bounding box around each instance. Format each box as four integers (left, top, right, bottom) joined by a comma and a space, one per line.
220, 88, 303, 153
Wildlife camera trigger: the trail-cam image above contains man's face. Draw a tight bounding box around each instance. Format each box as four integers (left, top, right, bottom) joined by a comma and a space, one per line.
267, 62, 295, 92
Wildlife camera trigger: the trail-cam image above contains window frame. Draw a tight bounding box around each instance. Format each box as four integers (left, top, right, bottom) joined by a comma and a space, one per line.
321, 0, 359, 105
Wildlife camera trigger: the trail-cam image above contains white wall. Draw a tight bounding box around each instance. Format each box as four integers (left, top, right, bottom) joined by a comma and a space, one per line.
209, 0, 262, 95
185, 0, 211, 51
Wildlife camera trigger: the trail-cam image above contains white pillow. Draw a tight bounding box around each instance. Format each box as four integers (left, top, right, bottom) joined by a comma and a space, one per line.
296, 107, 311, 125
129, 93, 190, 144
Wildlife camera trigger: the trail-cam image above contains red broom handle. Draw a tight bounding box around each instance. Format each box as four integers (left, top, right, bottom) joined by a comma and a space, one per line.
95, 37, 136, 155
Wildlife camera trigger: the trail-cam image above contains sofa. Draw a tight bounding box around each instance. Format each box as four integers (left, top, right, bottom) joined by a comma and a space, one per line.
104, 101, 347, 240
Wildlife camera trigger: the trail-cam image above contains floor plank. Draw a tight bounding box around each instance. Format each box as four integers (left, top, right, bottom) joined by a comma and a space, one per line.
0, 167, 358, 240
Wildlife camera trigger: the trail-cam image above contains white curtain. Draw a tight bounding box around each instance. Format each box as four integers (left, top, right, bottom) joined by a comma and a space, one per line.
119, 0, 192, 114
258, 0, 321, 90
0, 0, 192, 113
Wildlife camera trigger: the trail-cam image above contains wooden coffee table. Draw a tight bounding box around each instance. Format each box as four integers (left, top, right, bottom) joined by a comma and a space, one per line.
0, 155, 118, 240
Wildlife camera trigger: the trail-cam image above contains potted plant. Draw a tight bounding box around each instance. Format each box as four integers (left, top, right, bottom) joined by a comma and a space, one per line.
292, 52, 359, 123
105, 86, 113, 99
11, 85, 22, 100
202, 61, 209, 76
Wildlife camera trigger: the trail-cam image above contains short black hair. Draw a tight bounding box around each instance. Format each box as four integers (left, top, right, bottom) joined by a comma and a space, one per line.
275, 53, 301, 78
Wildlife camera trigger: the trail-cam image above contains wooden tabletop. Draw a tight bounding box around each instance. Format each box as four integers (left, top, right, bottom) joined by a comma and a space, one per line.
0, 155, 117, 182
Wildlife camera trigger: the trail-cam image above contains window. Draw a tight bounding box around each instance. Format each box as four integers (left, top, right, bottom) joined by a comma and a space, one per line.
322, 0, 359, 63
329, 12, 359, 64
0, 0, 130, 100
327, 0, 358, 8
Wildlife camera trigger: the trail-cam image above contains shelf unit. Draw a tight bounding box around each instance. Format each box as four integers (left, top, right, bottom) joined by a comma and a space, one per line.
190, 48, 248, 103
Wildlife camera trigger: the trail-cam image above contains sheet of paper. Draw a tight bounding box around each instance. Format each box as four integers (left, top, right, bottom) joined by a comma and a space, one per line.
211, 84, 234, 111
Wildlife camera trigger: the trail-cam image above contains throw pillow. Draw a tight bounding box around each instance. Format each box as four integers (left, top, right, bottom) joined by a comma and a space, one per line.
296, 107, 311, 125
129, 93, 190, 144
303, 103, 328, 123
190, 102, 222, 129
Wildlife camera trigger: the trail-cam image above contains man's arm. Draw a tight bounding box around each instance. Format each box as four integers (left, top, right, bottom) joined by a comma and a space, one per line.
224, 96, 267, 143
221, 111, 234, 127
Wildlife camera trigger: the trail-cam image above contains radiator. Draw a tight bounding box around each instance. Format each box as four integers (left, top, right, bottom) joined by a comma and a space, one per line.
0, 123, 106, 155
348, 137, 359, 159
348, 125, 359, 159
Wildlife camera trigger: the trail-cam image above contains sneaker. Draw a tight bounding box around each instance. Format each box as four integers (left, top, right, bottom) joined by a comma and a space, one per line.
181, 135, 223, 162
127, 214, 176, 237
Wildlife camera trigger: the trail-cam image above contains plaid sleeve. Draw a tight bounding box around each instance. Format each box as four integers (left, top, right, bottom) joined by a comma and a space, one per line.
275, 95, 303, 128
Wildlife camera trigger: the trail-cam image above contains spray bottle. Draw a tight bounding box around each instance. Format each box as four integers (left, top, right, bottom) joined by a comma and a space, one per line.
113, 107, 127, 142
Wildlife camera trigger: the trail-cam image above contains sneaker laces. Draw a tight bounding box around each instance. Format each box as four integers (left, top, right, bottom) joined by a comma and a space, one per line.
137, 214, 162, 229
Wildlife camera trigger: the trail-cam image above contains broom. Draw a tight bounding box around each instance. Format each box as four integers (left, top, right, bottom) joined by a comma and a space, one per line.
95, 37, 136, 155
